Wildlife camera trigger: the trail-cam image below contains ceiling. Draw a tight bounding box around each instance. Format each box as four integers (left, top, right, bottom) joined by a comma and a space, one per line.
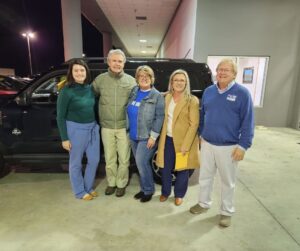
81, 0, 181, 57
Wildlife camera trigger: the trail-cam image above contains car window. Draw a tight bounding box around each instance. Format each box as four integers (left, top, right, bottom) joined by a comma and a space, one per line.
31, 75, 66, 103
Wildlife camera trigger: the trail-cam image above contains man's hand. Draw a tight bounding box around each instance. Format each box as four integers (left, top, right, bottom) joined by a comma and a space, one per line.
62, 140, 71, 151
231, 147, 245, 161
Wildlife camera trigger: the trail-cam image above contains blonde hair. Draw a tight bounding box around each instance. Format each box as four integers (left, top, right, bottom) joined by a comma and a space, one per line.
216, 58, 237, 77
168, 69, 191, 99
135, 65, 155, 85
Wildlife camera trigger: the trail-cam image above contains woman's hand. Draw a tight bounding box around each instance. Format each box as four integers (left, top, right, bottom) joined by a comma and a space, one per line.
62, 140, 71, 151
147, 138, 156, 149
180, 147, 188, 155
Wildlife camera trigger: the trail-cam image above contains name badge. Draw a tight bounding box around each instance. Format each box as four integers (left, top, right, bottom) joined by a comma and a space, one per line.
227, 94, 237, 102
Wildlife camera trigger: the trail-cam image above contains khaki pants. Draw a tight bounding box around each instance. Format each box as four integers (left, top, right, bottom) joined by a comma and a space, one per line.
101, 128, 131, 188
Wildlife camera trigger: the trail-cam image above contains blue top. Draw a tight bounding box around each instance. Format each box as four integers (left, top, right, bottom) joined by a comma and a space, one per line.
199, 83, 254, 149
127, 86, 165, 141
127, 89, 151, 140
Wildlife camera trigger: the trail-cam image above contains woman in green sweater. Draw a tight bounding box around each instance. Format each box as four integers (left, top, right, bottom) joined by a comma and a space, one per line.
56, 59, 100, 201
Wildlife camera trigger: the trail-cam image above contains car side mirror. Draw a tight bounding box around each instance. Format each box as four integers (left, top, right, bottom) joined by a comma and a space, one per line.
15, 92, 31, 106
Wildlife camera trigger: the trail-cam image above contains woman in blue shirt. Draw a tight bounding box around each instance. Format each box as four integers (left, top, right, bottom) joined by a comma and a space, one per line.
127, 65, 164, 202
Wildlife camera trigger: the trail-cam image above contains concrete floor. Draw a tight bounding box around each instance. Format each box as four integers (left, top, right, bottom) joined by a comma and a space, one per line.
0, 127, 300, 251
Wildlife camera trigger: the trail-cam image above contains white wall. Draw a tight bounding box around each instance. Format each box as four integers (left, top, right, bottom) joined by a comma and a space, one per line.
61, 0, 83, 60
157, 0, 197, 59
194, 0, 300, 128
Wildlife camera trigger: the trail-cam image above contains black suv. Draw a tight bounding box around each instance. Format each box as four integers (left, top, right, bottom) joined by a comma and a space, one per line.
0, 58, 212, 182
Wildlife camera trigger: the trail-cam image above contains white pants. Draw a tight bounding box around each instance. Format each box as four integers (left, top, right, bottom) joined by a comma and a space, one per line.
198, 140, 238, 216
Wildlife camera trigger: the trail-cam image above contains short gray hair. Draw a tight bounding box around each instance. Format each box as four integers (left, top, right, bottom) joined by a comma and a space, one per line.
107, 49, 126, 63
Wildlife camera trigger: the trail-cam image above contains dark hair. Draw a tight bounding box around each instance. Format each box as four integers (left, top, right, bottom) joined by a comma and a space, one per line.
66, 59, 91, 86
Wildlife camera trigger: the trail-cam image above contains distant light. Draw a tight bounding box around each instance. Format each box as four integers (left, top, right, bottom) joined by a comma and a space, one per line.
22, 32, 35, 38
82, 53, 86, 57
141, 51, 147, 54
139, 39, 147, 43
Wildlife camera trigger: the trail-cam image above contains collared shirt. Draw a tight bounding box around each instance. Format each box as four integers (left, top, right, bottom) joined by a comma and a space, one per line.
216, 80, 235, 94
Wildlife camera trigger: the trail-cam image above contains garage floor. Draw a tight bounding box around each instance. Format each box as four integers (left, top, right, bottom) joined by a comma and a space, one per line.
0, 127, 300, 251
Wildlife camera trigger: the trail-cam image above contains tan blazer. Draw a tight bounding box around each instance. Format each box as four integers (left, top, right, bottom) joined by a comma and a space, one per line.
156, 93, 200, 170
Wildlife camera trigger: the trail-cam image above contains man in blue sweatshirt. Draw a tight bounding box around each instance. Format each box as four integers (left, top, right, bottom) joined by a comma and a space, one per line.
190, 58, 254, 227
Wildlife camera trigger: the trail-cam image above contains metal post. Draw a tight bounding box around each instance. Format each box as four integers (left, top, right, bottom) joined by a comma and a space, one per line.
26, 36, 33, 76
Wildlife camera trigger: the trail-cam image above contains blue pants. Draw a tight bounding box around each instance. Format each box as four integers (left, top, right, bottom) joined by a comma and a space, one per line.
67, 121, 100, 198
161, 136, 189, 198
130, 140, 156, 195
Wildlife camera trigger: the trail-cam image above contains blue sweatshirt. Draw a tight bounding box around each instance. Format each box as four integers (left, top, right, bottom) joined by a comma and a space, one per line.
199, 83, 254, 149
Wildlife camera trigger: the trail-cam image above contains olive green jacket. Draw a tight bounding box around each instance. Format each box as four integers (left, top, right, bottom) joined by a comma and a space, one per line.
92, 69, 136, 129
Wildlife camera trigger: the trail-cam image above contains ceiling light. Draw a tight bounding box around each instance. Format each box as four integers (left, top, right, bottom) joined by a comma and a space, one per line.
139, 39, 147, 43
136, 16, 147, 20
141, 51, 147, 53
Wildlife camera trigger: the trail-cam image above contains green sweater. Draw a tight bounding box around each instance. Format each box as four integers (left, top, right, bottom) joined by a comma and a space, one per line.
56, 83, 96, 141
92, 69, 136, 129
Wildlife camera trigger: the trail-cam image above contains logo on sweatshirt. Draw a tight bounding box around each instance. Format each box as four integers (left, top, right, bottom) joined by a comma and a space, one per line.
226, 94, 237, 102
131, 101, 141, 107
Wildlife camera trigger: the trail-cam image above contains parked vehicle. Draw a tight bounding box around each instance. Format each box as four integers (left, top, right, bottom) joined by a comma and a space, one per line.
0, 75, 28, 104
0, 58, 212, 182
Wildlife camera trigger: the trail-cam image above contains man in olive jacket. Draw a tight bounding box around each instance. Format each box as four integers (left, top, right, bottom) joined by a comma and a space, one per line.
92, 49, 136, 197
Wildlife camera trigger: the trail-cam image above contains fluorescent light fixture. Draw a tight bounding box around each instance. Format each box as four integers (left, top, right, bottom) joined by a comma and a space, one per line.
141, 51, 147, 53
139, 39, 147, 43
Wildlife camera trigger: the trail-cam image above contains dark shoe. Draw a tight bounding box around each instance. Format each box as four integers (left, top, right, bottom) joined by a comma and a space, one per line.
159, 195, 168, 202
189, 204, 208, 214
116, 187, 126, 197
174, 197, 183, 206
140, 194, 152, 203
105, 186, 116, 195
134, 191, 144, 200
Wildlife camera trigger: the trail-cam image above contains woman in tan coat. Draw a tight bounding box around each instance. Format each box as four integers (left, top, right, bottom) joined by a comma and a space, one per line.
156, 69, 200, 206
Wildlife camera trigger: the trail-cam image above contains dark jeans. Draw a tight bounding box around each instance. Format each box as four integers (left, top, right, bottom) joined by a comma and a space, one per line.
161, 136, 189, 198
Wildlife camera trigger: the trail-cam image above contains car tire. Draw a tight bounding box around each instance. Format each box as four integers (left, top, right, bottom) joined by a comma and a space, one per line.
151, 151, 194, 185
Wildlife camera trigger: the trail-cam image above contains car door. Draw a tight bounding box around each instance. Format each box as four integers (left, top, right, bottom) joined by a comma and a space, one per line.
15, 74, 67, 153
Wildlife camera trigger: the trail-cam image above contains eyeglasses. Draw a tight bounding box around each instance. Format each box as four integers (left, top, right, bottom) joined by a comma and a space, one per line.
139, 74, 150, 79
217, 68, 232, 73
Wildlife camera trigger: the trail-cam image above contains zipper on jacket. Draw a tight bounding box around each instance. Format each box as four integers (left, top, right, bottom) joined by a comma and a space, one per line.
114, 80, 117, 129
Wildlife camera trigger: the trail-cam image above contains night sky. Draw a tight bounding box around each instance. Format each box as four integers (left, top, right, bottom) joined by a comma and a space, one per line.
0, 0, 103, 77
